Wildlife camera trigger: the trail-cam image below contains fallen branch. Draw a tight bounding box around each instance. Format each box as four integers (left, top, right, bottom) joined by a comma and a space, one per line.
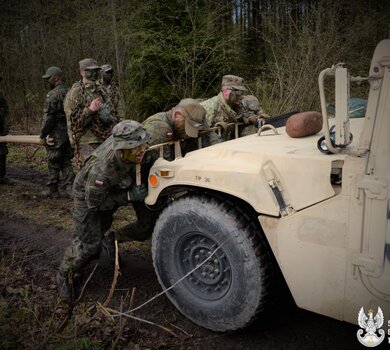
110, 288, 135, 350
103, 240, 121, 307
97, 302, 177, 337
164, 316, 192, 337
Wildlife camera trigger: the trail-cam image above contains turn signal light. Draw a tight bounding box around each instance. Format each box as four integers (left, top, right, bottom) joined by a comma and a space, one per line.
149, 174, 159, 188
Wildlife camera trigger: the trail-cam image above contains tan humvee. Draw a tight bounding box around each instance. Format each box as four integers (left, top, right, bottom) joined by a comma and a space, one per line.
145, 40, 390, 331
2, 40, 389, 334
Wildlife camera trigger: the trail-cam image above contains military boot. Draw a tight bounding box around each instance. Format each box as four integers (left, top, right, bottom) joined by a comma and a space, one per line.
42, 184, 61, 199
56, 272, 72, 301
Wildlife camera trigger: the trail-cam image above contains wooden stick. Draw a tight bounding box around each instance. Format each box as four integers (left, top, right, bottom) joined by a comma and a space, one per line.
103, 240, 120, 307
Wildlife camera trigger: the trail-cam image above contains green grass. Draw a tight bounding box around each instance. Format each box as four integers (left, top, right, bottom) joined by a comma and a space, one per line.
7, 143, 48, 171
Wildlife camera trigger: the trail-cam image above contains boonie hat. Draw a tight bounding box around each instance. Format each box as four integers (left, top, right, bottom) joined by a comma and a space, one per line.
101, 64, 113, 72
241, 95, 260, 113
79, 58, 100, 70
112, 120, 151, 150
179, 98, 209, 138
221, 74, 247, 91
42, 66, 62, 79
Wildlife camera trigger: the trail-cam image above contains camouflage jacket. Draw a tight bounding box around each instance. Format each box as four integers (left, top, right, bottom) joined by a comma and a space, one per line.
200, 93, 238, 141
142, 111, 176, 161
100, 81, 125, 122
64, 80, 115, 148
40, 84, 69, 148
236, 99, 268, 121
142, 110, 221, 162
72, 136, 136, 212
0, 93, 9, 136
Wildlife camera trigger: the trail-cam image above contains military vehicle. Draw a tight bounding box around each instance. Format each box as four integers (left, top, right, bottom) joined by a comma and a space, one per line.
144, 40, 390, 331
1, 40, 389, 335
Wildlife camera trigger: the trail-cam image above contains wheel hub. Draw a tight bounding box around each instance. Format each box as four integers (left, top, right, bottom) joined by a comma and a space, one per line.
177, 233, 231, 301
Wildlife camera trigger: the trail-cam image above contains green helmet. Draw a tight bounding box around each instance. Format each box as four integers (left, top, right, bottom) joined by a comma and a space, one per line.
241, 95, 260, 113
112, 120, 150, 150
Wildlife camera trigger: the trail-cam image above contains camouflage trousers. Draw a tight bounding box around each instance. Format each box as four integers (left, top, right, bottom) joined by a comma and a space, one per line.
58, 200, 157, 277
47, 142, 75, 187
115, 202, 158, 242
58, 199, 115, 278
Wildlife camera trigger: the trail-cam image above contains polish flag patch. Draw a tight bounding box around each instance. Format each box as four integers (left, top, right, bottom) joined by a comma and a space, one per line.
166, 132, 173, 139
95, 180, 104, 186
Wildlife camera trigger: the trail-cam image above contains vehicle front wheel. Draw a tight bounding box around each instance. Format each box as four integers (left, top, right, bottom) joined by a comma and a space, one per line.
152, 195, 276, 331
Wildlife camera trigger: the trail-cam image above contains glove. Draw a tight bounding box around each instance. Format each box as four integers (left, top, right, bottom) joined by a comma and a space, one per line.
127, 184, 148, 202
39, 138, 46, 145
89, 98, 102, 112
242, 114, 258, 125
46, 135, 55, 146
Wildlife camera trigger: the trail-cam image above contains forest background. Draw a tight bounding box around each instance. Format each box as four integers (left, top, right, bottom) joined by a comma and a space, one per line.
1, 0, 389, 132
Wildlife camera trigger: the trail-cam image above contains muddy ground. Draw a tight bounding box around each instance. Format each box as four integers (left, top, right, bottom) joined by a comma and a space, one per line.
0, 165, 361, 349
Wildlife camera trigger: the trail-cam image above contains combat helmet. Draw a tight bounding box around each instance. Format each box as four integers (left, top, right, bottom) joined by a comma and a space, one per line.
241, 95, 260, 113
112, 120, 150, 150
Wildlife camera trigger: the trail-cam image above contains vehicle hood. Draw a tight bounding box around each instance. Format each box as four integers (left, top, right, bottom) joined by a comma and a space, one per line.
146, 119, 364, 216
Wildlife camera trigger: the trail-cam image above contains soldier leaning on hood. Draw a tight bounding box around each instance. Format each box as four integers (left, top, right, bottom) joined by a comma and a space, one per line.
200, 74, 247, 141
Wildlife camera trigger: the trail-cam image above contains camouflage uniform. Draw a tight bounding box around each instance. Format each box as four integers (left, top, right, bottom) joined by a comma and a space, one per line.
113, 111, 175, 243
64, 80, 116, 167
236, 95, 269, 137
200, 92, 238, 141
0, 92, 9, 183
142, 111, 176, 161
40, 83, 75, 191
57, 121, 150, 297
142, 107, 220, 163
100, 81, 125, 123
200, 74, 247, 141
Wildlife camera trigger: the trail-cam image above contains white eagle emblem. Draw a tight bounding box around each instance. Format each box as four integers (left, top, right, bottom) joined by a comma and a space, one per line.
357, 307, 385, 347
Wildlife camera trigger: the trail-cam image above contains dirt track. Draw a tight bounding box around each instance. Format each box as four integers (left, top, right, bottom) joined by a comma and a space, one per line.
0, 166, 360, 349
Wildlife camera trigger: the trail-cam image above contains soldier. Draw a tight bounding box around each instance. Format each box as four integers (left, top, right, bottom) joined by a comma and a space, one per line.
57, 120, 150, 300
40, 66, 75, 198
64, 58, 116, 169
200, 74, 247, 141
100, 64, 124, 122
113, 98, 218, 243
237, 95, 270, 137
142, 98, 217, 162
0, 76, 10, 185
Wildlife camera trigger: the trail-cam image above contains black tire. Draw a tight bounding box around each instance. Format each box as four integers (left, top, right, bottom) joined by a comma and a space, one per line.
152, 195, 275, 331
